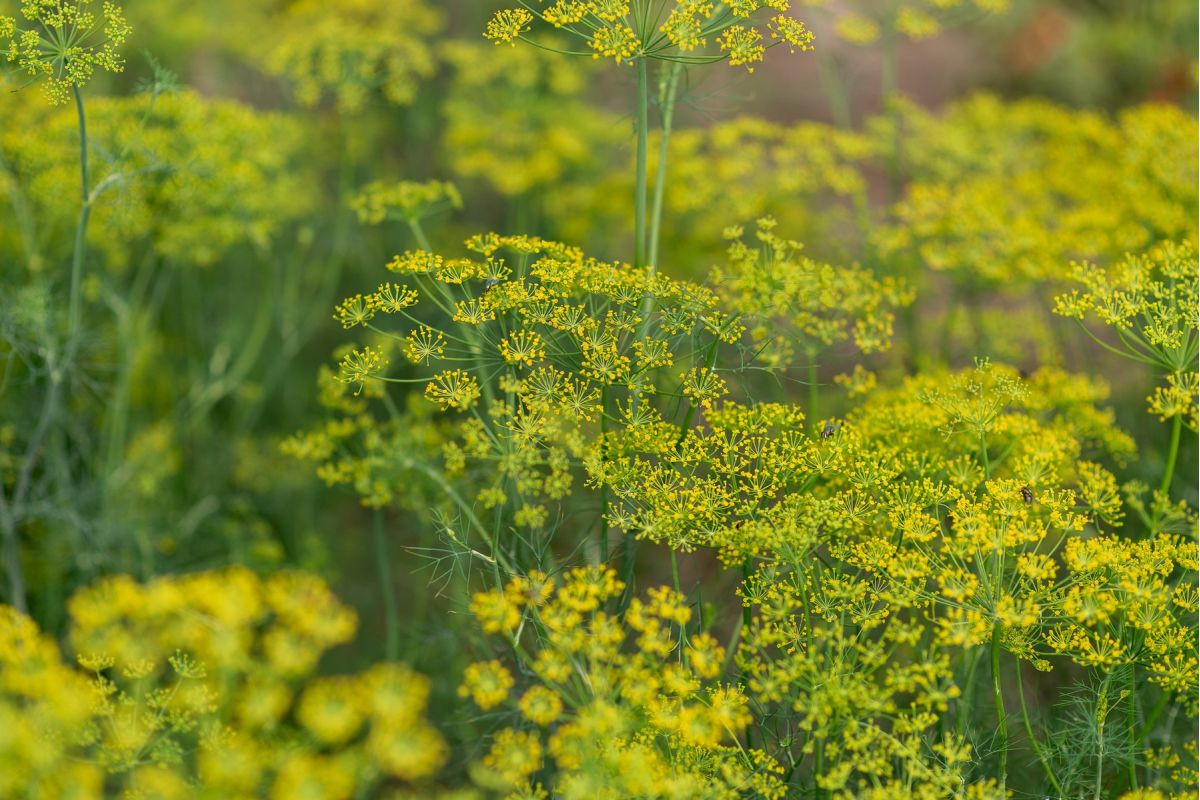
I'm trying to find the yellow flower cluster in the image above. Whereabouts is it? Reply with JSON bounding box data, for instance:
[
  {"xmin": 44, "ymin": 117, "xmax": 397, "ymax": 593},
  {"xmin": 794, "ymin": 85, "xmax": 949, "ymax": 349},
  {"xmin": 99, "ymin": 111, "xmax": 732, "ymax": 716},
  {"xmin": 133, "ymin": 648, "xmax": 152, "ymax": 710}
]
[
  {"xmin": 353, "ymin": 179, "xmax": 462, "ymax": 226},
  {"xmin": 717, "ymin": 217, "xmax": 912, "ymax": 365},
  {"xmin": 547, "ymin": 115, "xmax": 871, "ymax": 265},
  {"xmin": 1, "ymin": 568, "xmax": 451, "ymax": 798},
  {"xmin": 485, "ymin": 0, "xmax": 813, "ymax": 70},
  {"xmin": 264, "ymin": 0, "xmax": 443, "ymax": 111},
  {"xmin": 1055, "ymin": 241, "xmax": 1199, "ymax": 430},
  {"xmin": 0, "ymin": 0, "xmax": 130, "ymax": 104},
  {"xmin": 0, "ymin": 84, "xmax": 310, "ymax": 269},
  {"xmin": 0, "ymin": 606, "xmax": 99, "ymax": 797},
  {"xmin": 591, "ymin": 356, "xmax": 1194, "ymax": 793},
  {"xmin": 738, "ymin": 564, "xmax": 1002, "ymax": 799},
  {"xmin": 464, "ymin": 567, "xmax": 788, "ymax": 797},
  {"xmin": 290, "ymin": 232, "xmax": 744, "ymax": 526},
  {"xmin": 875, "ymin": 96, "xmax": 1199, "ymax": 285}
]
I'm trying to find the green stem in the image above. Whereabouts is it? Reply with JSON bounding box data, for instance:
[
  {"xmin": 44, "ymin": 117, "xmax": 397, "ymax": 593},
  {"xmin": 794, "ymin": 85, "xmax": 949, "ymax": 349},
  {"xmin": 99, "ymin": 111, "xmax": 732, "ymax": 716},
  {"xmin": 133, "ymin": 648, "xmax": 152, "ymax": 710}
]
[
  {"xmin": 647, "ymin": 62, "xmax": 682, "ymax": 269},
  {"xmin": 991, "ymin": 625, "xmax": 1008, "ymax": 789},
  {"xmin": 634, "ymin": 58, "xmax": 649, "ymax": 268},
  {"xmin": 1159, "ymin": 412, "xmax": 1182, "ymax": 496},
  {"xmin": 633, "ymin": 62, "xmax": 682, "ymax": 395},
  {"xmin": 373, "ymin": 510, "xmax": 400, "ymax": 661},
  {"xmin": 816, "ymin": 51, "xmax": 852, "ymax": 130},
  {"xmin": 66, "ymin": 85, "xmax": 91, "ymax": 364},
  {"xmin": 1016, "ymin": 659, "xmax": 1063, "ymax": 796},
  {"xmin": 406, "ymin": 217, "xmax": 432, "ymax": 252}
]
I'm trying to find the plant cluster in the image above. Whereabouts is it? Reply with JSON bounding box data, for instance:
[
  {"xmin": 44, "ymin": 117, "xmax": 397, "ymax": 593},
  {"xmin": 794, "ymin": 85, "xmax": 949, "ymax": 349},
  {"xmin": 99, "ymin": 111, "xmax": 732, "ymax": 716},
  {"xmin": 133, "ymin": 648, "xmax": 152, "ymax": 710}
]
[{"xmin": 0, "ymin": 0, "xmax": 1195, "ymax": 798}]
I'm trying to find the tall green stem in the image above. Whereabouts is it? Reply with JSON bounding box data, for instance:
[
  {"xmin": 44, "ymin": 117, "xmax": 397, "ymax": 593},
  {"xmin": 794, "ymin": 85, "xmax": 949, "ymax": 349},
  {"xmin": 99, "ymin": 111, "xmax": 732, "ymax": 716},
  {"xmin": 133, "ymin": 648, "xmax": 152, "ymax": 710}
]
[
  {"xmin": 67, "ymin": 85, "xmax": 91, "ymax": 362},
  {"xmin": 634, "ymin": 58, "xmax": 649, "ymax": 268},
  {"xmin": 647, "ymin": 62, "xmax": 682, "ymax": 269},
  {"xmin": 991, "ymin": 625, "xmax": 1008, "ymax": 789},
  {"xmin": 1016, "ymin": 659, "xmax": 1063, "ymax": 796},
  {"xmin": 1159, "ymin": 413, "xmax": 1182, "ymax": 495},
  {"xmin": 373, "ymin": 510, "xmax": 400, "ymax": 661}
]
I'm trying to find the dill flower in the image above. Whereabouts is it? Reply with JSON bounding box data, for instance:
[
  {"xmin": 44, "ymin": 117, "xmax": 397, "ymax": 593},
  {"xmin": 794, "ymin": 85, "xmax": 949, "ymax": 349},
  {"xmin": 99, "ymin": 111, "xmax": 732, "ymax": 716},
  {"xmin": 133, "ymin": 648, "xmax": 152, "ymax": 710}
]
[
  {"xmin": 459, "ymin": 660, "xmax": 515, "ymax": 710},
  {"xmin": 717, "ymin": 217, "xmax": 912, "ymax": 366},
  {"xmin": 294, "ymin": 231, "xmax": 738, "ymax": 536},
  {"xmin": 371, "ymin": 282, "xmax": 420, "ymax": 314},
  {"xmin": 483, "ymin": 0, "xmax": 813, "ymax": 71},
  {"xmin": 717, "ymin": 25, "xmax": 765, "ymax": 70},
  {"xmin": 876, "ymin": 96, "xmax": 1198, "ymax": 286},
  {"xmin": 0, "ymin": 0, "xmax": 130, "ymax": 104},
  {"xmin": 480, "ymin": 728, "xmax": 543, "ymax": 789},
  {"xmin": 334, "ymin": 294, "xmax": 376, "ymax": 329},
  {"xmin": 425, "ymin": 369, "xmax": 482, "ymax": 411},
  {"xmin": 768, "ymin": 14, "xmax": 815, "ymax": 51},
  {"xmin": 0, "ymin": 569, "xmax": 454, "ymax": 795},
  {"xmin": 339, "ymin": 346, "xmax": 388, "ymax": 394},
  {"xmin": 0, "ymin": 87, "xmax": 310, "ymax": 268},
  {"xmin": 404, "ymin": 326, "xmax": 446, "ymax": 365},
  {"xmin": 470, "ymin": 588, "xmax": 522, "ymax": 635},
  {"xmin": 297, "ymin": 677, "xmax": 364, "ymax": 744},
  {"xmin": 485, "ymin": 8, "xmax": 533, "ymax": 45},
  {"xmin": 1055, "ymin": 239, "xmax": 1199, "ymax": 492},
  {"xmin": 500, "ymin": 330, "xmax": 547, "ymax": 368},
  {"xmin": 519, "ymin": 686, "xmax": 563, "ymax": 727},
  {"xmin": 466, "ymin": 569, "xmax": 788, "ymax": 797},
  {"xmin": 353, "ymin": 180, "xmax": 462, "ymax": 226},
  {"xmin": 546, "ymin": 116, "xmax": 871, "ymax": 262},
  {"xmin": 264, "ymin": 0, "xmax": 442, "ymax": 111},
  {"xmin": 1054, "ymin": 241, "xmax": 1198, "ymax": 377}
]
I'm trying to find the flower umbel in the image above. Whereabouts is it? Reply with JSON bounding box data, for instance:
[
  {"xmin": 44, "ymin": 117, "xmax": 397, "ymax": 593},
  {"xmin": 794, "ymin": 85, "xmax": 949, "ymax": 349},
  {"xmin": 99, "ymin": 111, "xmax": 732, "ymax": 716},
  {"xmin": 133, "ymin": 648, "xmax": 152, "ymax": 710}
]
[{"xmin": 1, "ymin": 0, "xmax": 131, "ymax": 104}]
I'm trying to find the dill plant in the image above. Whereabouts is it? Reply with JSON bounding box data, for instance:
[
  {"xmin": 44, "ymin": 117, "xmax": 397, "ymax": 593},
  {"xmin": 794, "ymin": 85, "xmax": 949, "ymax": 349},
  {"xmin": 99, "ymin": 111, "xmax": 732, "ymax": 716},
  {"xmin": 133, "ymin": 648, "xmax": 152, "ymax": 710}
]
[
  {"xmin": 286, "ymin": 3, "xmax": 1197, "ymax": 798},
  {"xmin": 0, "ymin": 1, "xmax": 1194, "ymax": 798}
]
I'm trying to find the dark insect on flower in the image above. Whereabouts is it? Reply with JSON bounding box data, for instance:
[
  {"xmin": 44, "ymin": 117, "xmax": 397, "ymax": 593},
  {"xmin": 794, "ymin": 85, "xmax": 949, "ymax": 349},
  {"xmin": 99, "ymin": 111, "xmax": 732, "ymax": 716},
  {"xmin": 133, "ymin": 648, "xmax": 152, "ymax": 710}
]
[
  {"xmin": 484, "ymin": 277, "xmax": 502, "ymax": 290},
  {"xmin": 1020, "ymin": 485, "xmax": 1034, "ymax": 504},
  {"xmin": 821, "ymin": 421, "xmax": 838, "ymax": 440}
]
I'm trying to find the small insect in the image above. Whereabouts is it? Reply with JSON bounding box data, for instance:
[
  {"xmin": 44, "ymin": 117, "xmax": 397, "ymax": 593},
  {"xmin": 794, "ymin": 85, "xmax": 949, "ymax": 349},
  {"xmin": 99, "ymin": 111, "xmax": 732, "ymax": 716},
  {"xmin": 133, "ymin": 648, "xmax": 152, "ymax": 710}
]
[
  {"xmin": 821, "ymin": 421, "xmax": 838, "ymax": 440},
  {"xmin": 484, "ymin": 276, "xmax": 502, "ymax": 291},
  {"xmin": 1020, "ymin": 485, "xmax": 1034, "ymax": 504}
]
